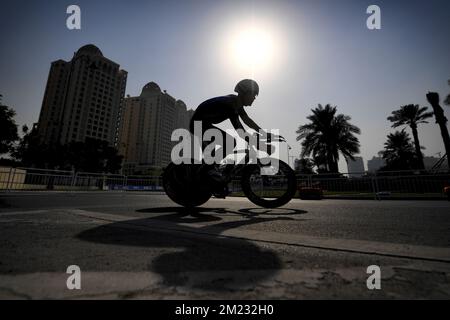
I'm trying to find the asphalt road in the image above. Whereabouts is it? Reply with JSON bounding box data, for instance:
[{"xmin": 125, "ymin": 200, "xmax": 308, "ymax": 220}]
[{"xmin": 0, "ymin": 192, "xmax": 449, "ymax": 299}]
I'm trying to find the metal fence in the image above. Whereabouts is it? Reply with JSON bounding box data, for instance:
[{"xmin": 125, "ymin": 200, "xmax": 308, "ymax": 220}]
[
  {"xmin": 0, "ymin": 167, "xmax": 162, "ymax": 192},
  {"xmin": 1, "ymin": 166, "xmax": 449, "ymax": 199},
  {"xmin": 296, "ymin": 169, "xmax": 450, "ymax": 199}
]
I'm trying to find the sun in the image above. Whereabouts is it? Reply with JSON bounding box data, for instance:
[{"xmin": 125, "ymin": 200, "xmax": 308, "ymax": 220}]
[
  {"xmin": 219, "ymin": 17, "xmax": 286, "ymax": 78},
  {"xmin": 230, "ymin": 25, "xmax": 275, "ymax": 72}
]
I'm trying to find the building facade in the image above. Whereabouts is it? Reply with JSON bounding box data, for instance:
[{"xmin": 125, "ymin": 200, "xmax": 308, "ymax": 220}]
[
  {"xmin": 37, "ymin": 44, "xmax": 127, "ymax": 147},
  {"xmin": 367, "ymin": 156, "xmax": 386, "ymax": 172},
  {"xmin": 118, "ymin": 82, "xmax": 193, "ymax": 171},
  {"xmin": 346, "ymin": 156, "xmax": 365, "ymax": 177}
]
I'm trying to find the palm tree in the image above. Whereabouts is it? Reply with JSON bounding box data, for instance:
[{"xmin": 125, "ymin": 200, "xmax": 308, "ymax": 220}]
[
  {"xmin": 426, "ymin": 92, "xmax": 450, "ymax": 170},
  {"xmin": 295, "ymin": 157, "xmax": 315, "ymax": 174},
  {"xmin": 380, "ymin": 130, "xmax": 416, "ymax": 171},
  {"xmin": 387, "ymin": 104, "xmax": 433, "ymax": 170},
  {"xmin": 0, "ymin": 103, "xmax": 19, "ymax": 155},
  {"xmin": 445, "ymin": 80, "xmax": 450, "ymax": 106},
  {"xmin": 296, "ymin": 104, "xmax": 361, "ymax": 173}
]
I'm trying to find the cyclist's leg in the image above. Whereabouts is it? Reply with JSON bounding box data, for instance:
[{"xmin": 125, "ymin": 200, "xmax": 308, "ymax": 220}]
[
  {"xmin": 212, "ymin": 126, "xmax": 236, "ymax": 162},
  {"xmin": 211, "ymin": 127, "xmax": 237, "ymax": 184},
  {"xmin": 189, "ymin": 120, "xmax": 213, "ymax": 161},
  {"xmin": 202, "ymin": 125, "xmax": 235, "ymax": 197}
]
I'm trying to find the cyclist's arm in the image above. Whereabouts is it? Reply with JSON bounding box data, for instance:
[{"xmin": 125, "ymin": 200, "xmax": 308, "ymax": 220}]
[
  {"xmin": 238, "ymin": 108, "xmax": 285, "ymax": 141},
  {"xmin": 230, "ymin": 115, "xmax": 245, "ymax": 131},
  {"xmin": 230, "ymin": 115, "xmax": 253, "ymax": 141},
  {"xmin": 238, "ymin": 108, "xmax": 261, "ymax": 132}
]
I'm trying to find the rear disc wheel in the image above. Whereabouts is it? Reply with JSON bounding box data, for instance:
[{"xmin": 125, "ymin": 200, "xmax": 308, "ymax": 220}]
[{"xmin": 162, "ymin": 163, "xmax": 212, "ymax": 207}]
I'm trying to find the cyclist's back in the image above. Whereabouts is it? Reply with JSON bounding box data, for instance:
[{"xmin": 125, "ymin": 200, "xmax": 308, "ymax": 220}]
[{"xmin": 189, "ymin": 94, "xmax": 240, "ymax": 133}]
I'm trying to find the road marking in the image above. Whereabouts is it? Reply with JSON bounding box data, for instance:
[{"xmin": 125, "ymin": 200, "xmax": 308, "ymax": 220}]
[
  {"xmin": 0, "ymin": 209, "xmax": 51, "ymax": 216},
  {"xmin": 68, "ymin": 209, "xmax": 450, "ymax": 263}
]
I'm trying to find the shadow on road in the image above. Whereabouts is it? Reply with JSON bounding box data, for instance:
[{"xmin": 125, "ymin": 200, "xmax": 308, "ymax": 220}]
[
  {"xmin": 136, "ymin": 206, "xmax": 307, "ymax": 217},
  {"xmin": 0, "ymin": 198, "xmax": 11, "ymax": 209},
  {"xmin": 77, "ymin": 206, "xmax": 307, "ymax": 291}
]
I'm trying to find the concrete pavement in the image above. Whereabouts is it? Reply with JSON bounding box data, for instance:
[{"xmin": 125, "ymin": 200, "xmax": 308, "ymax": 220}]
[{"xmin": 0, "ymin": 192, "xmax": 449, "ymax": 299}]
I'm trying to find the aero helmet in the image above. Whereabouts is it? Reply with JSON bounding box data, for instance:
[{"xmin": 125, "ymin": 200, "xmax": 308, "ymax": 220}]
[{"xmin": 234, "ymin": 79, "xmax": 259, "ymax": 96}]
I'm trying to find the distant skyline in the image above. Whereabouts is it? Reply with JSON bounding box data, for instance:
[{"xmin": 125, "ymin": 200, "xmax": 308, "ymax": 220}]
[{"xmin": 1, "ymin": 0, "xmax": 450, "ymax": 170}]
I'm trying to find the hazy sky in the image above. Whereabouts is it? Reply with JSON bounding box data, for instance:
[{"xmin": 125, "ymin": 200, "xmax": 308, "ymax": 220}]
[{"xmin": 1, "ymin": 0, "xmax": 450, "ymax": 170}]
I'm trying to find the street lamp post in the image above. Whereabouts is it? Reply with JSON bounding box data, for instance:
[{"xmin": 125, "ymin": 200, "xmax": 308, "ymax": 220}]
[{"xmin": 287, "ymin": 144, "xmax": 292, "ymax": 167}]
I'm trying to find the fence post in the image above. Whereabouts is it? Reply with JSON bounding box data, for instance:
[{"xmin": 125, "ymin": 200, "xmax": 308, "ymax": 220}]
[
  {"xmin": 6, "ymin": 167, "xmax": 14, "ymax": 192},
  {"xmin": 371, "ymin": 177, "xmax": 376, "ymax": 200},
  {"xmin": 70, "ymin": 171, "xmax": 77, "ymax": 190},
  {"xmin": 372, "ymin": 173, "xmax": 380, "ymax": 200},
  {"xmin": 11, "ymin": 167, "xmax": 16, "ymax": 191},
  {"xmin": 123, "ymin": 175, "xmax": 128, "ymax": 192},
  {"xmin": 102, "ymin": 174, "xmax": 107, "ymax": 191}
]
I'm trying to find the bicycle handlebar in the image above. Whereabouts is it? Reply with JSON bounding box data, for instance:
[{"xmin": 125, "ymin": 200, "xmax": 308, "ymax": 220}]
[{"xmin": 258, "ymin": 136, "xmax": 286, "ymax": 143}]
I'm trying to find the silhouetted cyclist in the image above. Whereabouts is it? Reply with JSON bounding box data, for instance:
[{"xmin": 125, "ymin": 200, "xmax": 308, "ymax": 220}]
[{"xmin": 189, "ymin": 79, "xmax": 280, "ymax": 197}]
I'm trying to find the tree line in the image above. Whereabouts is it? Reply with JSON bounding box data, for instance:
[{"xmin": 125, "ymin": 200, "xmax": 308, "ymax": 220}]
[
  {"xmin": 295, "ymin": 80, "xmax": 450, "ymax": 174},
  {"xmin": 0, "ymin": 95, "xmax": 123, "ymax": 173}
]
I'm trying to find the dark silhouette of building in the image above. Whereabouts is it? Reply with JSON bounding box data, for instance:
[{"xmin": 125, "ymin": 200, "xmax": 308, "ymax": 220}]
[
  {"xmin": 37, "ymin": 44, "xmax": 127, "ymax": 147},
  {"xmin": 367, "ymin": 155, "xmax": 386, "ymax": 172},
  {"xmin": 118, "ymin": 82, "xmax": 193, "ymax": 171},
  {"xmin": 346, "ymin": 156, "xmax": 365, "ymax": 177}
]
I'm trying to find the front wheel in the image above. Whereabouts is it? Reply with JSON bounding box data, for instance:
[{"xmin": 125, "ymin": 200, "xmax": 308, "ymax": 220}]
[{"xmin": 241, "ymin": 159, "xmax": 297, "ymax": 208}]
